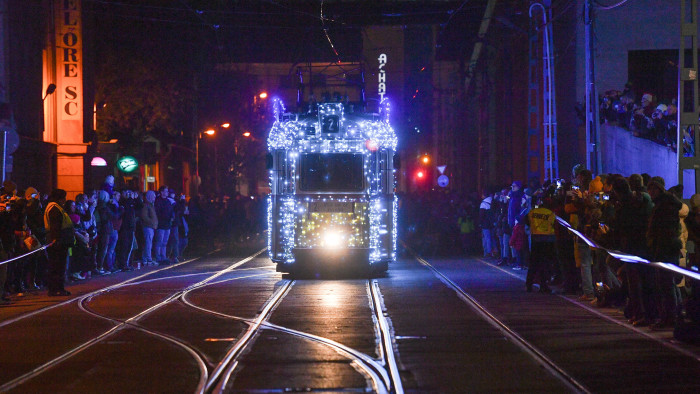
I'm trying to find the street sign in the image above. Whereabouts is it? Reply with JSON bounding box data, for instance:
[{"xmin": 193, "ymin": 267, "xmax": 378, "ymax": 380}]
[
  {"xmin": 438, "ymin": 174, "xmax": 449, "ymax": 187},
  {"xmin": 116, "ymin": 156, "xmax": 138, "ymax": 173}
]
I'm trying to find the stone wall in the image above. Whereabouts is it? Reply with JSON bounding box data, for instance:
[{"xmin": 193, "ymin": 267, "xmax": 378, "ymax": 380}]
[{"xmin": 600, "ymin": 123, "xmax": 688, "ymax": 192}]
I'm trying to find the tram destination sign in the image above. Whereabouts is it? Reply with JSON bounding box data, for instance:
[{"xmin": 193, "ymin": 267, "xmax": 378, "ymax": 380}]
[{"xmin": 309, "ymin": 201, "xmax": 354, "ymax": 213}]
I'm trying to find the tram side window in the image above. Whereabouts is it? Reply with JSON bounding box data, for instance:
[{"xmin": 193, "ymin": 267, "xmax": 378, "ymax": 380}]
[{"xmin": 299, "ymin": 153, "xmax": 364, "ymax": 192}]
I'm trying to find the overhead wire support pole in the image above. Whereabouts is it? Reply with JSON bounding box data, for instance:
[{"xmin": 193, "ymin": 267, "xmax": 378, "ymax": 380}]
[
  {"xmin": 543, "ymin": 3, "xmax": 559, "ymax": 181},
  {"xmin": 463, "ymin": 0, "xmax": 498, "ymax": 93},
  {"xmin": 584, "ymin": 0, "xmax": 601, "ymax": 174},
  {"xmin": 527, "ymin": 6, "xmax": 541, "ymax": 183},
  {"xmin": 529, "ymin": 1, "xmax": 559, "ymax": 183},
  {"xmin": 678, "ymin": 0, "xmax": 700, "ymax": 197}
]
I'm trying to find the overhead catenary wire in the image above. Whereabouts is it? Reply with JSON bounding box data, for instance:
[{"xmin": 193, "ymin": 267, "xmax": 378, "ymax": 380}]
[
  {"xmin": 320, "ymin": 0, "xmax": 342, "ymax": 63},
  {"xmin": 593, "ymin": 0, "xmax": 632, "ymax": 10},
  {"xmin": 84, "ymin": 0, "xmax": 481, "ymax": 31}
]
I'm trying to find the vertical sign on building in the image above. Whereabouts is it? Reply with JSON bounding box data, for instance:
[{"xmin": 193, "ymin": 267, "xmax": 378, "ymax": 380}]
[
  {"xmin": 49, "ymin": 0, "xmax": 87, "ymax": 198},
  {"xmin": 378, "ymin": 53, "xmax": 387, "ymax": 101},
  {"xmin": 56, "ymin": 0, "xmax": 82, "ymax": 128}
]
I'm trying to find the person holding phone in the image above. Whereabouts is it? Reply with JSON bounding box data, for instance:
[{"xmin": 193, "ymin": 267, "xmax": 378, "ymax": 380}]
[
  {"xmin": 24, "ymin": 186, "xmax": 46, "ymax": 289},
  {"xmin": 566, "ymin": 168, "xmax": 596, "ymax": 301}
]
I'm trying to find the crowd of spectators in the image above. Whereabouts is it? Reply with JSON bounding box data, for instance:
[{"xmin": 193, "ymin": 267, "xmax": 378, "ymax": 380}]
[
  {"xmin": 596, "ymin": 83, "xmax": 695, "ymax": 156},
  {"xmin": 0, "ymin": 175, "xmax": 266, "ymax": 302},
  {"xmin": 5, "ymin": 167, "xmax": 698, "ymax": 338},
  {"xmin": 478, "ymin": 166, "xmax": 700, "ymax": 337},
  {"xmin": 399, "ymin": 189, "xmax": 482, "ymax": 257}
]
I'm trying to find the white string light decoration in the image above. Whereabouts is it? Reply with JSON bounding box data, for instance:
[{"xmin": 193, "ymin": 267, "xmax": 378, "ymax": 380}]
[{"xmin": 267, "ymin": 99, "xmax": 397, "ymax": 267}]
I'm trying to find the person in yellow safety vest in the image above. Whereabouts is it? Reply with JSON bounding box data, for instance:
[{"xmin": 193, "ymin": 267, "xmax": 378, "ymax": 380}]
[
  {"xmin": 458, "ymin": 209, "xmax": 475, "ymax": 254},
  {"xmin": 43, "ymin": 189, "xmax": 74, "ymax": 296},
  {"xmin": 523, "ymin": 197, "xmax": 557, "ymax": 293}
]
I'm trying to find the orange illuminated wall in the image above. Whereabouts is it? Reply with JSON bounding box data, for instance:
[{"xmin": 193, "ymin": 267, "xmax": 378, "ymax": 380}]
[{"xmin": 43, "ymin": 0, "xmax": 87, "ymax": 199}]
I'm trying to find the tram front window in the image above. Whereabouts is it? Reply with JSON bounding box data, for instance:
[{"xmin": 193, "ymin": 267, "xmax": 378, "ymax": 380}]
[{"xmin": 299, "ymin": 153, "xmax": 364, "ymax": 192}]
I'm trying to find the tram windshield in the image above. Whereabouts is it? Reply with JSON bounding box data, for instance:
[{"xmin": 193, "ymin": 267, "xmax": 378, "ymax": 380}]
[{"xmin": 299, "ymin": 153, "xmax": 364, "ymax": 192}]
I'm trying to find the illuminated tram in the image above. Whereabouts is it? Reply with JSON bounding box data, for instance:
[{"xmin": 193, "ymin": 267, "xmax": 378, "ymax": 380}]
[{"xmin": 267, "ymin": 94, "xmax": 398, "ymax": 274}]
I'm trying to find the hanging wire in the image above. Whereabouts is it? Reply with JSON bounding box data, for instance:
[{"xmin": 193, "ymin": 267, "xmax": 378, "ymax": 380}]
[
  {"xmin": 177, "ymin": 0, "xmax": 224, "ymax": 56},
  {"xmin": 593, "ymin": 0, "xmax": 631, "ymax": 10},
  {"xmin": 320, "ymin": 0, "xmax": 342, "ymax": 63},
  {"xmin": 435, "ymin": 0, "xmax": 470, "ymax": 49}
]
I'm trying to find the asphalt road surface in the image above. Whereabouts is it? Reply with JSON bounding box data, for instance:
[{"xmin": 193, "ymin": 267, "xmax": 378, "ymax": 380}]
[{"xmin": 1, "ymin": 243, "xmax": 700, "ymax": 393}]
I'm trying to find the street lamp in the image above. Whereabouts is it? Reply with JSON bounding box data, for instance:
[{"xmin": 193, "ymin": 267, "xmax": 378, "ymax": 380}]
[
  {"xmin": 42, "ymin": 83, "xmax": 56, "ymax": 101},
  {"xmin": 195, "ymin": 128, "xmax": 216, "ymax": 194}
]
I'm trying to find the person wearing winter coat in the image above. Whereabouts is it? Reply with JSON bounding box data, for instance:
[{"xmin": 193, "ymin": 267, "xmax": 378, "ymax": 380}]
[
  {"xmin": 154, "ymin": 186, "xmax": 174, "ymax": 265},
  {"xmin": 479, "ymin": 189, "xmax": 495, "ymax": 258},
  {"xmin": 140, "ymin": 190, "xmax": 158, "ymax": 266},
  {"xmin": 95, "ymin": 190, "xmax": 119, "ymax": 274},
  {"xmin": 509, "ymin": 219, "xmax": 527, "ymax": 270},
  {"xmin": 116, "ymin": 190, "xmax": 142, "ymax": 271},
  {"xmin": 566, "ymin": 169, "xmax": 595, "ymax": 301},
  {"xmin": 524, "ymin": 198, "xmax": 556, "ymax": 293},
  {"xmin": 612, "ymin": 177, "xmax": 653, "ymax": 326},
  {"xmin": 646, "ymin": 177, "xmax": 683, "ymax": 330},
  {"xmin": 44, "ymin": 189, "xmax": 73, "ymax": 296}
]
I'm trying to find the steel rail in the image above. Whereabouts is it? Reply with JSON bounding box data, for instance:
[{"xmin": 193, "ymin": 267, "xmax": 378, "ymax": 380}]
[
  {"xmin": 475, "ymin": 257, "xmax": 700, "ymax": 362},
  {"xmin": 0, "ymin": 248, "xmax": 222, "ymax": 329},
  {"xmin": 206, "ymin": 280, "xmax": 294, "ymax": 393},
  {"xmin": 369, "ymin": 280, "xmax": 404, "ymax": 394},
  {"xmin": 180, "ymin": 286, "xmax": 390, "ymax": 394},
  {"xmin": 76, "ymin": 296, "xmax": 209, "ymax": 393},
  {"xmin": 259, "ymin": 321, "xmax": 390, "ymax": 394},
  {"xmin": 412, "ymin": 252, "xmax": 591, "ymax": 394},
  {"xmin": 0, "ymin": 248, "xmax": 264, "ymax": 392},
  {"xmin": 107, "ymin": 266, "xmax": 276, "ymax": 290}
]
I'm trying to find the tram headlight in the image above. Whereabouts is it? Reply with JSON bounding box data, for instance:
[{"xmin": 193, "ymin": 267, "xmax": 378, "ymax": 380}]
[{"xmin": 322, "ymin": 230, "xmax": 345, "ymax": 249}]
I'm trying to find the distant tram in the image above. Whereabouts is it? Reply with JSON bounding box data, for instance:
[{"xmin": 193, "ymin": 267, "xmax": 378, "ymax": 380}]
[{"xmin": 267, "ymin": 93, "xmax": 398, "ymax": 274}]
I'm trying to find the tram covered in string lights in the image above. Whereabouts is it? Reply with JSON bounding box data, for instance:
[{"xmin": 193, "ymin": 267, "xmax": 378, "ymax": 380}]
[{"xmin": 266, "ymin": 97, "xmax": 398, "ymax": 274}]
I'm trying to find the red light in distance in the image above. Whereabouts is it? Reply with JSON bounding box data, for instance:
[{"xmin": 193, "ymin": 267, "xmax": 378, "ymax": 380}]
[{"xmin": 365, "ymin": 139, "xmax": 379, "ymax": 151}]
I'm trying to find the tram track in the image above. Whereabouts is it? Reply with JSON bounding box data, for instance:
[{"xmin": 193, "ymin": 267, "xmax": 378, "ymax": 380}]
[
  {"xmin": 182, "ymin": 279, "xmax": 397, "ymax": 394},
  {"xmin": 0, "ymin": 249, "xmax": 266, "ymax": 393},
  {"xmin": 205, "ymin": 279, "xmax": 294, "ymax": 392},
  {"xmin": 369, "ymin": 279, "xmax": 404, "ymax": 394},
  {"xmin": 476, "ymin": 257, "xmax": 700, "ymax": 362},
  {"xmin": 1, "ymin": 246, "xmax": 403, "ymax": 393},
  {"xmin": 412, "ymin": 253, "xmax": 591, "ymax": 394},
  {"xmin": 0, "ymin": 249, "xmax": 224, "ymax": 330}
]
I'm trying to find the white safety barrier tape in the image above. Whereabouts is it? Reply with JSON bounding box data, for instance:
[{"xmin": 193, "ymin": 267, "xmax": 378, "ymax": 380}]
[
  {"xmin": 0, "ymin": 241, "xmax": 55, "ymax": 267},
  {"xmin": 555, "ymin": 216, "xmax": 700, "ymax": 282}
]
